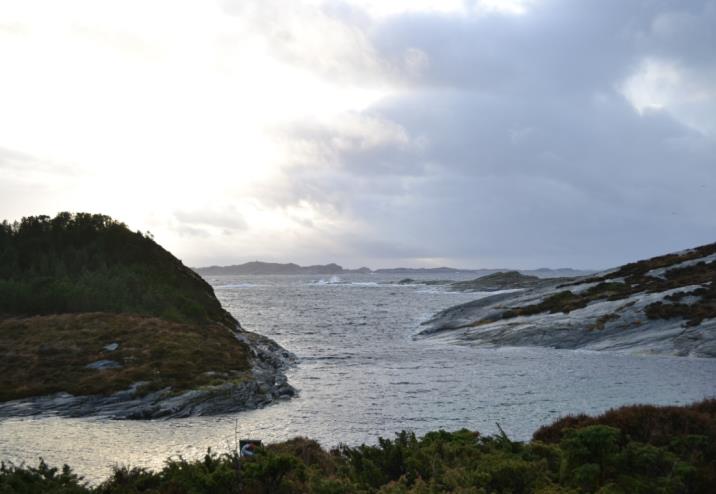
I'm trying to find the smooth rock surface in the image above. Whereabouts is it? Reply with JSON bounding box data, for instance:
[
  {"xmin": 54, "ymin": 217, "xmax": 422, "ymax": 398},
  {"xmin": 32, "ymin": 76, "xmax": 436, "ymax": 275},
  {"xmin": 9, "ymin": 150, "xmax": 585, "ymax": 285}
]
[{"xmin": 418, "ymin": 247, "xmax": 716, "ymax": 357}]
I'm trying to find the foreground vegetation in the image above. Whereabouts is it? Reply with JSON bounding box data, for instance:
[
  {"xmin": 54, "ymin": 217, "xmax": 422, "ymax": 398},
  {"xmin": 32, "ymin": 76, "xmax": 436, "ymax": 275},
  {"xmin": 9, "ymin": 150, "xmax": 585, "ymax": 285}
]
[{"xmin": 2, "ymin": 400, "xmax": 714, "ymax": 493}]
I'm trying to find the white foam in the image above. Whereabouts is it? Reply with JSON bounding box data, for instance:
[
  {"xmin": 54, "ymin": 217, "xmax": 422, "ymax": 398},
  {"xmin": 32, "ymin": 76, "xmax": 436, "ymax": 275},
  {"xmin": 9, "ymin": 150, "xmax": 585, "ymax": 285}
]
[{"xmin": 215, "ymin": 283, "xmax": 259, "ymax": 289}]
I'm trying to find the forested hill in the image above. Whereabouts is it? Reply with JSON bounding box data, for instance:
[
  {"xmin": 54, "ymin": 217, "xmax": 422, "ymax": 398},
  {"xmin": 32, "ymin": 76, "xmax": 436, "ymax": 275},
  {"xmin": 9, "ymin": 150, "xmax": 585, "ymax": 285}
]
[{"xmin": 0, "ymin": 213, "xmax": 236, "ymax": 328}]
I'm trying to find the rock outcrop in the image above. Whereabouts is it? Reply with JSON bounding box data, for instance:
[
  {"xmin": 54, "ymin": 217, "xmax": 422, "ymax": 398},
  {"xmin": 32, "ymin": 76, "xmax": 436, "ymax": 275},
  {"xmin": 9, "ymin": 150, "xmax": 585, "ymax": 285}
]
[{"xmin": 418, "ymin": 243, "xmax": 716, "ymax": 357}]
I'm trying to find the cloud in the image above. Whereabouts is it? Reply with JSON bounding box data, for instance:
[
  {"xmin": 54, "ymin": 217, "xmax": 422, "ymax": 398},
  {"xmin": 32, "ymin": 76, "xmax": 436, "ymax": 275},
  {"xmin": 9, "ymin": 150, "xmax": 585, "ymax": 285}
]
[
  {"xmin": 222, "ymin": 0, "xmax": 387, "ymax": 85},
  {"xmin": 0, "ymin": 147, "xmax": 82, "ymax": 177},
  {"xmin": 278, "ymin": 112, "xmax": 427, "ymax": 176},
  {"xmin": 173, "ymin": 207, "xmax": 248, "ymax": 233},
  {"xmin": 2, "ymin": 0, "xmax": 714, "ymax": 269},
  {"xmin": 249, "ymin": 0, "xmax": 716, "ymax": 268}
]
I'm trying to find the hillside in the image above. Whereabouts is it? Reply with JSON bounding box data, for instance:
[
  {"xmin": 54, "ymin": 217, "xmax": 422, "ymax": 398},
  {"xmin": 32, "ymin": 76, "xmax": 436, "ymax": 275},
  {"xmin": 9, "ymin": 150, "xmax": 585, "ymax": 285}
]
[
  {"xmin": 0, "ymin": 213, "xmax": 294, "ymax": 418},
  {"xmin": 0, "ymin": 213, "xmax": 235, "ymax": 327},
  {"xmin": 419, "ymin": 242, "xmax": 716, "ymax": 357}
]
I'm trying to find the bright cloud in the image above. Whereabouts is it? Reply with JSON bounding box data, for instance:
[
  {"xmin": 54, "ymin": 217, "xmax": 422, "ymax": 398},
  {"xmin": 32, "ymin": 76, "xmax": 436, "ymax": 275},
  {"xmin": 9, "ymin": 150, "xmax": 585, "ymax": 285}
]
[{"xmin": 1, "ymin": 0, "xmax": 714, "ymax": 269}]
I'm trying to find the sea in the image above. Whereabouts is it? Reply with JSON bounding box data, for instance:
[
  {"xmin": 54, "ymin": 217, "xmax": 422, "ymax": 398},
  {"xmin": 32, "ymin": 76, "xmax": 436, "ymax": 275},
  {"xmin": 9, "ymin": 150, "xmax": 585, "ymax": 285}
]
[{"xmin": 1, "ymin": 273, "xmax": 715, "ymax": 483}]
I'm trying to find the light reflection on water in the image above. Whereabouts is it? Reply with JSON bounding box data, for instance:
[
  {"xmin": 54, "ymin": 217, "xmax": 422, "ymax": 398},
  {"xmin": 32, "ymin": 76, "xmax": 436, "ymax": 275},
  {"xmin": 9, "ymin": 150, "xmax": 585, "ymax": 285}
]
[{"xmin": 1, "ymin": 273, "xmax": 715, "ymax": 483}]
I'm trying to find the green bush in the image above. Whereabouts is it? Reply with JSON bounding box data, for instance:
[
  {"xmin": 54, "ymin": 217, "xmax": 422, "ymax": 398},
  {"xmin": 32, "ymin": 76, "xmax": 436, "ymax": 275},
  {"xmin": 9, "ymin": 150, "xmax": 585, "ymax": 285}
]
[{"xmin": 2, "ymin": 401, "xmax": 714, "ymax": 493}]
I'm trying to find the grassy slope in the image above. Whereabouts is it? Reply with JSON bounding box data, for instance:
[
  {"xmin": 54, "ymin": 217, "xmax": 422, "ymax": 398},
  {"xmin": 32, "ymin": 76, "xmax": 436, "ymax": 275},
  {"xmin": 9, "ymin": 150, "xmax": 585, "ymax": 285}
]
[{"xmin": 0, "ymin": 313, "xmax": 250, "ymax": 402}]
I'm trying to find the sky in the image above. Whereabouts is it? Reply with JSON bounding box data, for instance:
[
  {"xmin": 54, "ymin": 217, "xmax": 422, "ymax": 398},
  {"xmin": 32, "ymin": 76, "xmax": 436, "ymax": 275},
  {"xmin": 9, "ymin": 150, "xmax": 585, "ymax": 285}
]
[{"xmin": 1, "ymin": 0, "xmax": 714, "ymax": 270}]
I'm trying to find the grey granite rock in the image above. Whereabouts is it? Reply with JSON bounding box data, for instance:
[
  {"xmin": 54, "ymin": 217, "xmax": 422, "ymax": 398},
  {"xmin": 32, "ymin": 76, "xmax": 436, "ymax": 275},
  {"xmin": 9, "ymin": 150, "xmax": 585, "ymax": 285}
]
[{"xmin": 417, "ymin": 247, "xmax": 716, "ymax": 358}]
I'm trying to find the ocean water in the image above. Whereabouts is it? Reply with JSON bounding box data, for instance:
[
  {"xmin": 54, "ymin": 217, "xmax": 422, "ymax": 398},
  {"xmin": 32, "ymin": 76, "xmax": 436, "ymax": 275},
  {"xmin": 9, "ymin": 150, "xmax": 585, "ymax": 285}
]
[{"xmin": 1, "ymin": 273, "xmax": 715, "ymax": 483}]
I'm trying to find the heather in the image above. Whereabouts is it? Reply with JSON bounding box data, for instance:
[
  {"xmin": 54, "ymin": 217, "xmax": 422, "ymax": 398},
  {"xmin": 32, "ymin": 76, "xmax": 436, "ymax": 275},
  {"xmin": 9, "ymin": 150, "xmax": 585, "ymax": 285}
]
[{"xmin": 2, "ymin": 400, "xmax": 714, "ymax": 493}]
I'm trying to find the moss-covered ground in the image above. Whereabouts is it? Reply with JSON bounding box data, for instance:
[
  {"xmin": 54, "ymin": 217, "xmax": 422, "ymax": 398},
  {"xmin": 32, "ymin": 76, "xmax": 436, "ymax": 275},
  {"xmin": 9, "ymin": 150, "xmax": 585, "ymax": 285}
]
[{"xmin": 0, "ymin": 312, "xmax": 251, "ymax": 402}]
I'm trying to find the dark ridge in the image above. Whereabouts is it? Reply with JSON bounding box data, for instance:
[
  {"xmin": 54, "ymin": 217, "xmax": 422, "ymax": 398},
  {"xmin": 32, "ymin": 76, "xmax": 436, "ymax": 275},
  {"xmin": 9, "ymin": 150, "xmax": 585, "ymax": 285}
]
[{"xmin": 0, "ymin": 212, "xmax": 237, "ymax": 328}]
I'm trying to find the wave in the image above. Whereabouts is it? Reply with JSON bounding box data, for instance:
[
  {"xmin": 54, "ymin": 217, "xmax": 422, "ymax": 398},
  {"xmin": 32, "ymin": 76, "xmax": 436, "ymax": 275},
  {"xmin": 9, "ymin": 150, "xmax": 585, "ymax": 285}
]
[
  {"xmin": 314, "ymin": 275, "xmax": 344, "ymax": 285},
  {"xmin": 214, "ymin": 283, "xmax": 260, "ymax": 289},
  {"xmin": 310, "ymin": 277, "xmax": 380, "ymax": 287},
  {"xmin": 415, "ymin": 288, "xmax": 451, "ymax": 294}
]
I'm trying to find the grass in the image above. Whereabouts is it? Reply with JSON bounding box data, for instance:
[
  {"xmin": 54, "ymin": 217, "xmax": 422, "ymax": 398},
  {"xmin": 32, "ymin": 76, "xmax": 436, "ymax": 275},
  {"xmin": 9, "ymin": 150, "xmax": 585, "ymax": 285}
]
[{"xmin": 0, "ymin": 312, "xmax": 251, "ymax": 402}]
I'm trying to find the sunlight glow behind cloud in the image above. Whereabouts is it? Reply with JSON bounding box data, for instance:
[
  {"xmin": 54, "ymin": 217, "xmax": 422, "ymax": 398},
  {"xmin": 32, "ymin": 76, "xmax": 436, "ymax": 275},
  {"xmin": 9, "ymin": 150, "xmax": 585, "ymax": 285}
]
[{"xmin": 1, "ymin": 0, "xmax": 714, "ymax": 269}]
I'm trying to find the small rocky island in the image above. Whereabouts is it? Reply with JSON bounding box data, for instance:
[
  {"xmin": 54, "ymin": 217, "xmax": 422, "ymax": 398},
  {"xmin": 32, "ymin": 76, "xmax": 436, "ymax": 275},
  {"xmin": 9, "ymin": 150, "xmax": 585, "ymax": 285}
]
[
  {"xmin": 419, "ymin": 242, "xmax": 716, "ymax": 357},
  {"xmin": 0, "ymin": 213, "xmax": 294, "ymax": 419},
  {"xmin": 447, "ymin": 271, "xmax": 568, "ymax": 292}
]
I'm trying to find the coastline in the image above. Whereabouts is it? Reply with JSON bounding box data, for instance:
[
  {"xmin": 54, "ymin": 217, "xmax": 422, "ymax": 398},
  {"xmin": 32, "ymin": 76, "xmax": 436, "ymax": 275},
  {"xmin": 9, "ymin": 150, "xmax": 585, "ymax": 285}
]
[{"xmin": 0, "ymin": 327, "xmax": 296, "ymax": 420}]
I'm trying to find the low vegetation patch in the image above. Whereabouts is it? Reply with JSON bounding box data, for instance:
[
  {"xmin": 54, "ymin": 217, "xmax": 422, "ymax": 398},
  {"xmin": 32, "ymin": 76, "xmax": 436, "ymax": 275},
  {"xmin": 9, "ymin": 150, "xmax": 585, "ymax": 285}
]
[
  {"xmin": 645, "ymin": 283, "xmax": 716, "ymax": 326},
  {"xmin": 494, "ymin": 243, "xmax": 716, "ymax": 324},
  {"xmin": 2, "ymin": 400, "xmax": 714, "ymax": 493},
  {"xmin": 0, "ymin": 313, "xmax": 251, "ymax": 401}
]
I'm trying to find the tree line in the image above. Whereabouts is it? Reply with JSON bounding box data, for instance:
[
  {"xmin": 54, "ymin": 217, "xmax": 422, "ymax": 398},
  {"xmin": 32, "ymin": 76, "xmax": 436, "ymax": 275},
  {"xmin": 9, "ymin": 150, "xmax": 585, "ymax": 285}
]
[{"xmin": 0, "ymin": 213, "xmax": 236, "ymax": 327}]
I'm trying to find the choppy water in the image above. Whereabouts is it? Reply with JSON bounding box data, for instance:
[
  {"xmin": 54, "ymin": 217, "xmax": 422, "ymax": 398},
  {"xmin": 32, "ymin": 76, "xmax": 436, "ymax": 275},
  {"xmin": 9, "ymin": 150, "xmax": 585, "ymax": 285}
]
[{"xmin": 1, "ymin": 273, "xmax": 715, "ymax": 483}]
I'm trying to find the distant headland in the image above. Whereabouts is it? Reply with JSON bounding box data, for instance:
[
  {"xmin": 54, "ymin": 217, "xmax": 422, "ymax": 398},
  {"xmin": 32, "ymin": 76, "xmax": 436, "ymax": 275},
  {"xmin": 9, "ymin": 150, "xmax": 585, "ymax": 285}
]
[{"xmin": 193, "ymin": 261, "xmax": 594, "ymax": 278}]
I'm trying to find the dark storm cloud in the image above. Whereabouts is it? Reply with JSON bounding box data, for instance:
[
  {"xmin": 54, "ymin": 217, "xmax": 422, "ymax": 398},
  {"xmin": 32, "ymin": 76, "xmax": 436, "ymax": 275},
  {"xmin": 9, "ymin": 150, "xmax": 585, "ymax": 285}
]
[{"xmin": 266, "ymin": 0, "xmax": 716, "ymax": 268}]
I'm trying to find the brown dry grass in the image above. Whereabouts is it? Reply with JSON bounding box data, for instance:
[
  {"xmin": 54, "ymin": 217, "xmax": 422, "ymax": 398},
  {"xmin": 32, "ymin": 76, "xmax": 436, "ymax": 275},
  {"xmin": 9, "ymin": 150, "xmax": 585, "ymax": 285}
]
[
  {"xmin": 499, "ymin": 244, "xmax": 716, "ymax": 323},
  {"xmin": 532, "ymin": 399, "xmax": 716, "ymax": 446},
  {"xmin": 0, "ymin": 312, "xmax": 251, "ymax": 401}
]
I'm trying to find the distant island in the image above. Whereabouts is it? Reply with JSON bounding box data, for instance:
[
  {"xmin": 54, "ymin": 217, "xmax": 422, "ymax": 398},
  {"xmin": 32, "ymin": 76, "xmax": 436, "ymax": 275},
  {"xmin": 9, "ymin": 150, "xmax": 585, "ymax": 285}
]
[
  {"xmin": 447, "ymin": 270, "xmax": 568, "ymax": 291},
  {"xmin": 195, "ymin": 261, "xmax": 369, "ymax": 276},
  {"xmin": 419, "ymin": 241, "xmax": 716, "ymax": 358},
  {"xmin": 193, "ymin": 261, "xmax": 593, "ymax": 278},
  {"xmin": 0, "ymin": 213, "xmax": 294, "ymax": 419}
]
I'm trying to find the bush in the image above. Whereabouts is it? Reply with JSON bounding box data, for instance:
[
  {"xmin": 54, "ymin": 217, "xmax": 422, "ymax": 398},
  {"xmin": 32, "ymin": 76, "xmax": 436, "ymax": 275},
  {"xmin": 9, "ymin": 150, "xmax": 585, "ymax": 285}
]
[{"xmin": 3, "ymin": 400, "xmax": 715, "ymax": 493}]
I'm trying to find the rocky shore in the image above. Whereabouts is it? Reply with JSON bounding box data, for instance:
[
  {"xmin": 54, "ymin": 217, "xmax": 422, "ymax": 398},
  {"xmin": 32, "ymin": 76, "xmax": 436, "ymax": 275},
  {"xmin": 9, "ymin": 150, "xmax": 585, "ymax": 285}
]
[
  {"xmin": 418, "ymin": 243, "xmax": 716, "ymax": 358},
  {"xmin": 0, "ymin": 327, "xmax": 296, "ymax": 419}
]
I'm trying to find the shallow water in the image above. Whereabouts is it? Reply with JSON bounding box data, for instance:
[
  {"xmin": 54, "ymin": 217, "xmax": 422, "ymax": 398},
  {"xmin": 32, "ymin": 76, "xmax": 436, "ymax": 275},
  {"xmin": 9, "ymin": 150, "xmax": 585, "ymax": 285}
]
[{"xmin": 1, "ymin": 273, "xmax": 715, "ymax": 483}]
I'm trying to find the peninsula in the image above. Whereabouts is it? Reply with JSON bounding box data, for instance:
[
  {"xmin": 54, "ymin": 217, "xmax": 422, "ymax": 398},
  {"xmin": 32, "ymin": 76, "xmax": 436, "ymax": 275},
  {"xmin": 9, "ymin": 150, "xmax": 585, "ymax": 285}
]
[
  {"xmin": 194, "ymin": 262, "xmax": 592, "ymax": 278},
  {"xmin": 0, "ymin": 213, "xmax": 294, "ymax": 419},
  {"xmin": 419, "ymin": 242, "xmax": 716, "ymax": 357}
]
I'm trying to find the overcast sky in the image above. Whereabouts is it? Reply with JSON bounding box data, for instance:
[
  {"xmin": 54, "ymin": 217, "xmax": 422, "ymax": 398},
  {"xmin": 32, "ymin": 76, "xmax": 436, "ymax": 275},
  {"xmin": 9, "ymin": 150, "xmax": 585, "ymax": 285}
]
[{"xmin": 1, "ymin": 0, "xmax": 714, "ymax": 269}]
